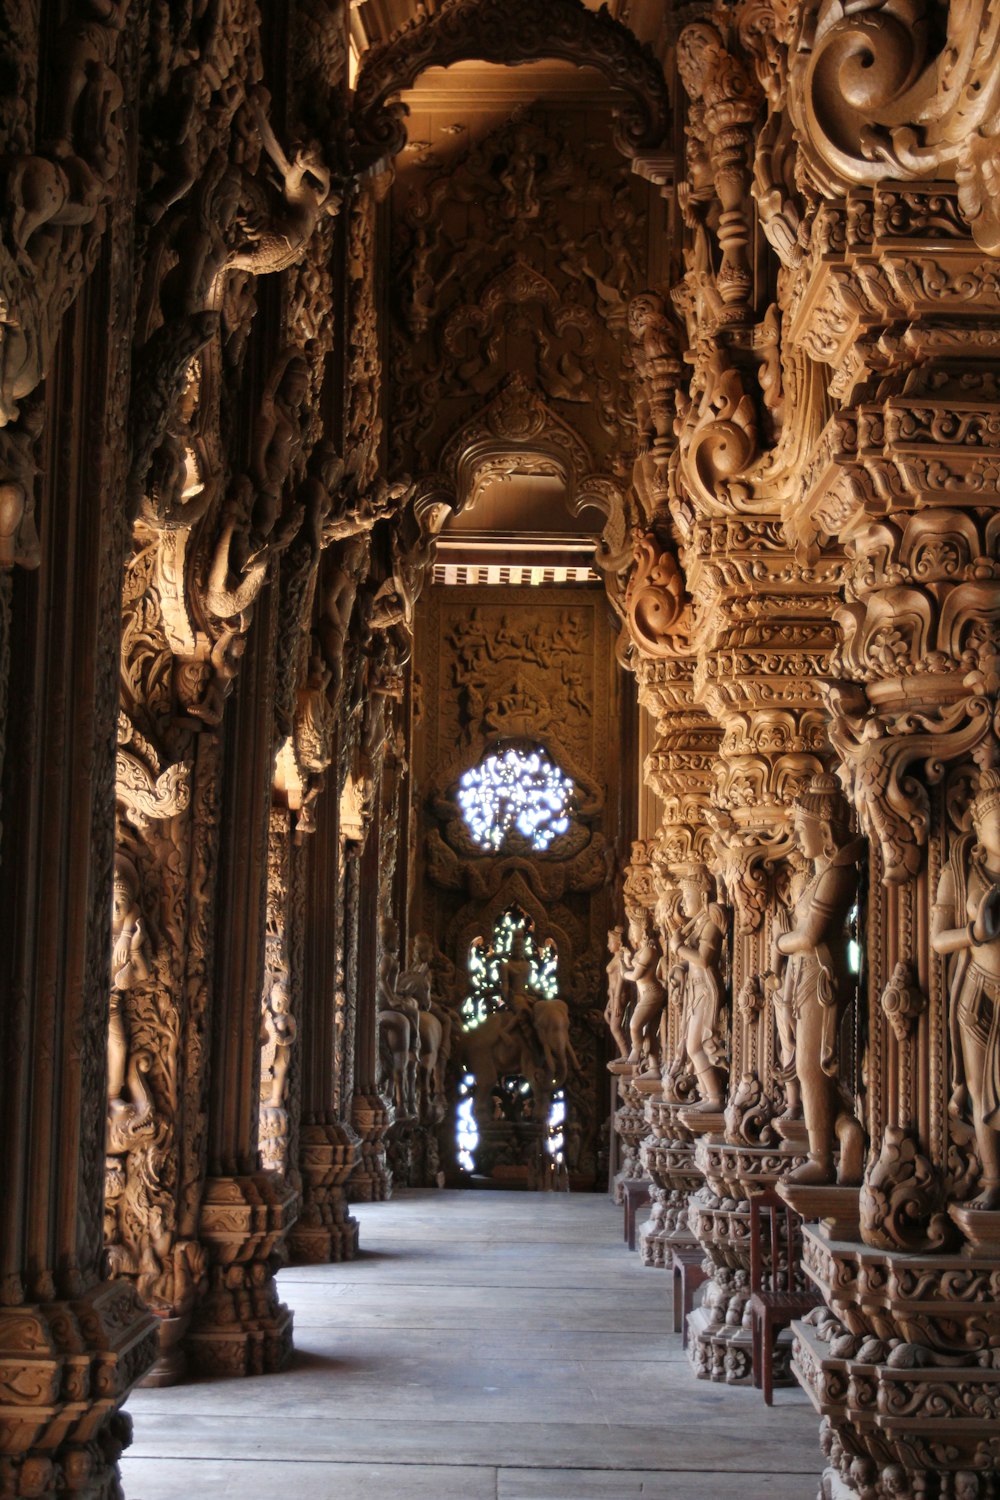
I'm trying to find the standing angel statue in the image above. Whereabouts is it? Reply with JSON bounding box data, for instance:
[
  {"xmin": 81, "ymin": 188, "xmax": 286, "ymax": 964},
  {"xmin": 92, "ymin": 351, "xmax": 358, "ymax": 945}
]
[
  {"xmin": 932, "ymin": 767, "xmax": 1000, "ymax": 1210},
  {"xmin": 772, "ymin": 775, "xmax": 865, "ymax": 1185}
]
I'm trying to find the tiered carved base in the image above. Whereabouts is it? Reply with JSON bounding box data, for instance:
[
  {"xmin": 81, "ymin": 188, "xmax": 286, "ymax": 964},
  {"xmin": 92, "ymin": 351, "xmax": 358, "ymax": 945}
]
[
  {"xmin": 793, "ymin": 1218, "xmax": 1000, "ymax": 1499},
  {"xmin": 639, "ymin": 1099, "xmax": 701, "ymax": 1268},
  {"xmin": 683, "ymin": 1131, "xmax": 808, "ymax": 1387},
  {"xmin": 686, "ymin": 1182, "xmax": 752, "ymax": 1383},
  {"xmin": 348, "ymin": 1093, "xmax": 393, "ymax": 1201},
  {"xmin": 612, "ymin": 1078, "xmax": 649, "ymax": 1206},
  {"xmin": 0, "ymin": 1278, "xmax": 158, "ymax": 1497},
  {"xmin": 289, "ymin": 1121, "xmax": 361, "ymax": 1263},
  {"xmin": 186, "ymin": 1173, "xmax": 299, "ymax": 1377}
]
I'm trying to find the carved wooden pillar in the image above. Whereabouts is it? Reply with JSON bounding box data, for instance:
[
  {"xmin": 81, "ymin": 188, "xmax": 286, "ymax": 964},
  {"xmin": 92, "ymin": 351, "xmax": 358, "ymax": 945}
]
[
  {"xmin": 348, "ymin": 771, "xmax": 393, "ymax": 1201},
  {"xmin": 611, "ymin": 841, "xmax": 658, "ymax": 1204},
  {"xmin": 289, "ymin": 740, "xmax": 361, "ymax": 1264},
  {"xmin": 186, "ymin": 585, "xmax": 298, "ymax": 1377},
  {"xmin": 661, "ymin": 505, "xmax": 840, "ymax": 1384},
  {"xmin": 634, "ymin": 654, "xmax": 722, "ymax": 1270},
  {"xmin": 778, "ymin": 181, "xmax": 1000, "ymax": 1498},
  {"xmin": 0, "ymin": 266, "xmax": 158, "ymax": 1494}
]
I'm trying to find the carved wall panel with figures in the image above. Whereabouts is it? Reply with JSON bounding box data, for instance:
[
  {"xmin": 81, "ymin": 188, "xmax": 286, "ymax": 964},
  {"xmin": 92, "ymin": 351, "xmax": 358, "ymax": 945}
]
[
  {"xmin": 388, "ymin": 98, "xmax": 653, "ymax": 484},
  {"xmin": 411, "ymin": 583, "xmax": 624, "ymax": 1188}
]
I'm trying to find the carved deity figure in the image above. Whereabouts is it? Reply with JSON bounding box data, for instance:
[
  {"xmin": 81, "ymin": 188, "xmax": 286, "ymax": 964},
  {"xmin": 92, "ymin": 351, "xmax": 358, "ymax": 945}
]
[
  {"xmin": 498, "ymin": 123, "xmax": 540, "ymax": 221},
  {"xmin": 398, "ymin": 931, "xmax": 453, "ymax": 1118},
  {"xmin": 144, "ymin": 357, "xmax": 214, "ymax": 529},
  {"xmin": 495, "ymin": 927, "xmax": 542, "ymax": 1057},
  {"xmin": 627, "ymin": 292, "xmax": 680, "ymax": 454},
  {"xmin": 932, "ymin": 768, "xmax": 1000, "ymax": 1210},
  {"xmin": 318, "ymin": 534, "xmax": 370, "ymax": 711},
  {"xmin": 604, "ymin": 925, "xmax": 630, "ymax": 1061},
  {"xmin": 229, "ymin": 94, "xmax": 340, "ymax": 278},
  {"xmin": 611, "ymin": 913, "xmax": 667, "ymax": 1078},
  {"xmin": 772, "ymin": 775, "xmax": 864, "ymax": 1186},
  {"xmin": 108, "ymin": 853, "xmax": 152, "ymax": 1111},
  {"xmin": 377, "ymin": 914, "xmax": 420, "ymax": 1116},
  {"xmin": 250, "ymin": 351, "xmax": 310, "ymax": 544},
  {"xmin": 666, "ymin": 868, "xmax": 727, "ymax": 1110},
  {"xmin": 500, "ymin": 927, "xmax": 534, "ymax": 1017},
  {"xmin": 261, "ymin": 976, "xmax": 297, "ymax": 1112}
]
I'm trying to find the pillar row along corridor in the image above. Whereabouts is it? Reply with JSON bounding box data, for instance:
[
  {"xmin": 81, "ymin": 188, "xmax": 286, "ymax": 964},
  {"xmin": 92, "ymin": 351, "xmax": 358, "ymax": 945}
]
[{"xmin": 4, "ymin": 4, "xmax": 1000, "ymax": 1500}]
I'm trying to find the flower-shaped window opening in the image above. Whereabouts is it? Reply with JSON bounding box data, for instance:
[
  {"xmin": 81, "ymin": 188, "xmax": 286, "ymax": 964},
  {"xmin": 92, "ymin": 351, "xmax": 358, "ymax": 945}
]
[
  {"xmin": 457, "ymin": 747, "xmax": 574, "ymax": 853},
  {"xmin": 461, "ymin": 907, "xmax": 558, "ymax": 1033}
]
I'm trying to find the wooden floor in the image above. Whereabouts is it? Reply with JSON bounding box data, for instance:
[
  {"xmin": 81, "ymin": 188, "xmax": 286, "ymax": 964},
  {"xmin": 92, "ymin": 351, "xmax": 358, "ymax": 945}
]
[{"xmin": 122, "ymin": 1188, "xmax": 821, "ymax": 1499}]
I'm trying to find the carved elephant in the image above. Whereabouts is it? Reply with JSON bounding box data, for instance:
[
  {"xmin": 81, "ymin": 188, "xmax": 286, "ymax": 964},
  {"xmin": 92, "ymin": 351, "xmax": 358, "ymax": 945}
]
[{"xmin": 530, "ymin": 997, "xmax": 581, "ymax": 1087}]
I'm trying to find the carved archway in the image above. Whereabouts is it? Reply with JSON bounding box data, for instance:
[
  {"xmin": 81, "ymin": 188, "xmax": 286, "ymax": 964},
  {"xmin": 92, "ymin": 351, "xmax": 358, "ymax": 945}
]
[
  {"xmin": 410, "ymin": 376, "xmax": 633, "ymax": 601},
  {"xmin": 352, "ymin": 0, "xmax": 670, "ymax": 169}
]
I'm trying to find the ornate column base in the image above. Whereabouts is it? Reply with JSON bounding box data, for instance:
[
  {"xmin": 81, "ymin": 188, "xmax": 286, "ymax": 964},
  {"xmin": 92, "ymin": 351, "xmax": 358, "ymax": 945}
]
[
  {"xmin": 685, "ymin": 1185, "xmax": 753, "ymax": 1383},
  {"xmin": 0, "ymin": 1278, "xmax": 158, "ymax": 1496},
  {"xmin": 289, "ymin": 1121, "xmax": 361, "ymax": 1264},
  {"xmin": 347, "ymin": 1093, "xmax": 393, "ymax": 1202},
  {"xmin": 792, "ymin": 1217, "xmax": 1000, "ymax": 1499},
  {"xmin": 186, "ymin": 1173, "xmax": 299, "ymax": 1377},
  {"xmin": 612, "ymin": 1078, "xmax": 649, "ymax": 1205},
  {"xmin": 640, "ymin": 1099, "xmax": 702, "ymax": 1268},
  {"xmin": 683, "ymin": 1124, "xmax": 752, "ymax": 1385}
]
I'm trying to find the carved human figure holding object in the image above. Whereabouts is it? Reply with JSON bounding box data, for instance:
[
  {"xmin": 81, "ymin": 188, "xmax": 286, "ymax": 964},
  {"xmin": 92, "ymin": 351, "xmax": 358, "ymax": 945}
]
[
  {"xmin": 610, "ymin": 913, "xmax": 666, "ymax": 1078},
  {"xmin": 667, "ymin": 867, "xmax": 727, "ymax": 1110},
  {"xmin": 932, "ymin": 767, "xmax": 1000, "ymax": 1210},
  {"xmin": 772, "ymin": 775, "xmax": 864, "ymax": 1185}
]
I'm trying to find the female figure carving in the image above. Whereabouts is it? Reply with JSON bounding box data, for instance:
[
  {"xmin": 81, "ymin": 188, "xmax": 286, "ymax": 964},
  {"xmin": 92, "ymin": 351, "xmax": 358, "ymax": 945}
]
[
  {"xmin": 931, "ymin": 767, "xmax": 1000, "ymax": 1210},
  {"xmin": 604, "ymin": 926, "xmax": 630, "ymax": 1061},
  {"xmin": 262, "ymin": 977, "xmax": 297, "ymax": 1111},
  {"xmin": 610, "ymin": 913, "xmax": 666, "ymax": 1077},
  {"xmin": 108, "ymin": 852, "xmax": 151, "ymax": 1109},
  {"xmin": 772, "ymin": 775, "xmax": 864, "ymax": 1185},
  {"xmin": 667, "ymin": 867, "xmax": 727, "ymax": 1109},
  {"xmin": 377, "ymin": 914, "xmax": 420, "ymax": 1116}
]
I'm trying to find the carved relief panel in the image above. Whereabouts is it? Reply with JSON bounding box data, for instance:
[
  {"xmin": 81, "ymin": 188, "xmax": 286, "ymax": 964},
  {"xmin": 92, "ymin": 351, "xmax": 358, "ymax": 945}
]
[{"xmin": 412, "ymin": 584, "xmax": 623, "ymax": 1187}]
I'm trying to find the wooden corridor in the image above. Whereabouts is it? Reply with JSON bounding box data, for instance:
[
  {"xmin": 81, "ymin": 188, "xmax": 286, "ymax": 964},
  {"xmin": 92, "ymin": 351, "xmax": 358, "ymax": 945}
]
[{"xmin": 121, "ymin": 1190, "xmax": 821, "ymax": 1499}]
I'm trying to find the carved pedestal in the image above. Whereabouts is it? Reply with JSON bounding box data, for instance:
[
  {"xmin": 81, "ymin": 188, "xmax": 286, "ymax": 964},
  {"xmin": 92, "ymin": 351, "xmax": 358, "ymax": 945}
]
[
  {"xmin": 639, "ymin": 1098, "xmax": 701, "ymax": 1268},
  {"xmin": 732, "ymin": 1142, "xmax": 810, "ymax": 1389},
  {"xmin": 186, "ymin": 1173, "xmax": 299, "ymax": 1377},
  {"xmin": 0, "ymin": 1281, "xmax": 158, "ymax": 1498},
  {"xmin": 793, "ymin": 1222, "xmax": 1000, "ymax": 1500},
  {"xmin": 684, "ymin": 1128, "xmax": 753, "ymax": 1384},
  {"xmin": 612, "ymin": 1078, "xmax": 649, "ymax": 1206},
  {"xmin": 348, "ymin": 1093, "xmax": 393, "ymax": 1202},
  {"xmin": 289, "ymin": 1121, "xmax": 361, "ymax": 1264}
]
